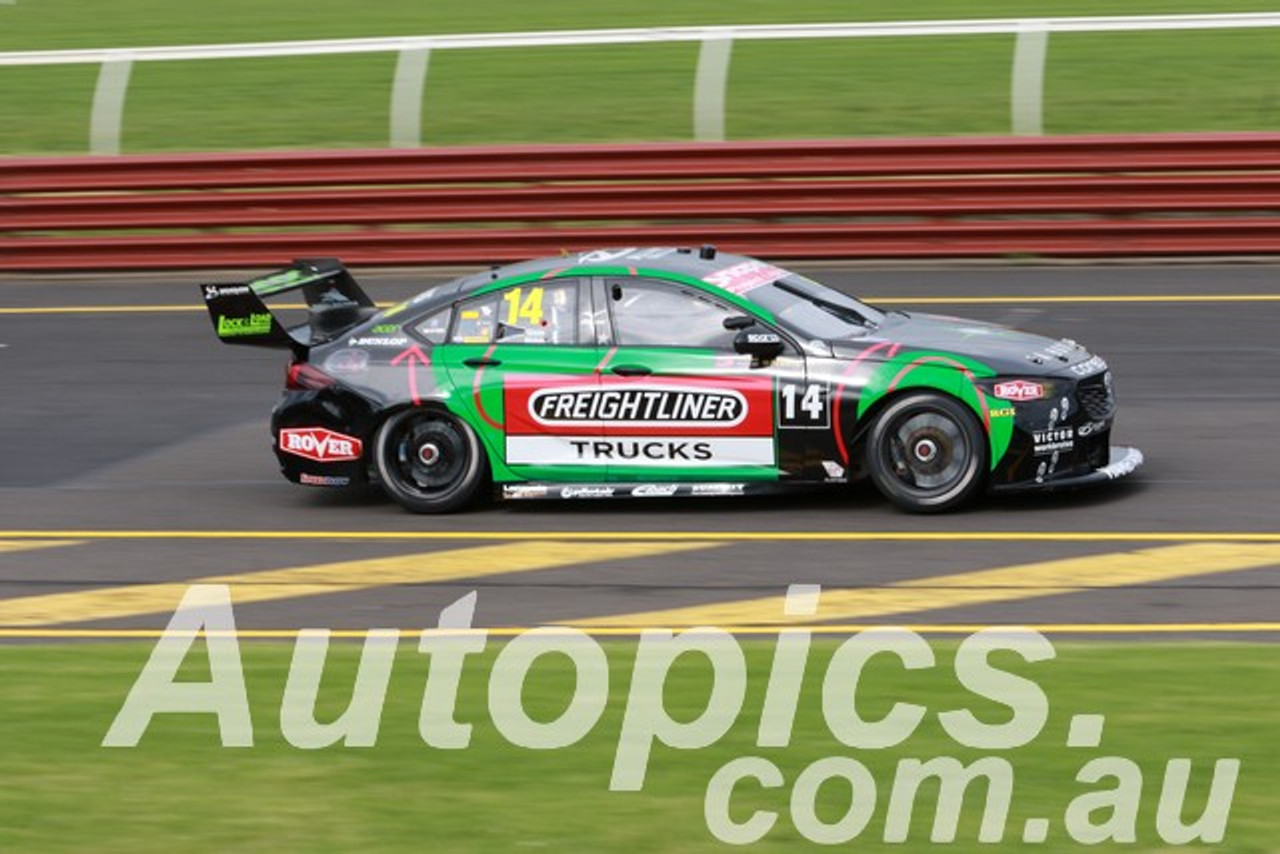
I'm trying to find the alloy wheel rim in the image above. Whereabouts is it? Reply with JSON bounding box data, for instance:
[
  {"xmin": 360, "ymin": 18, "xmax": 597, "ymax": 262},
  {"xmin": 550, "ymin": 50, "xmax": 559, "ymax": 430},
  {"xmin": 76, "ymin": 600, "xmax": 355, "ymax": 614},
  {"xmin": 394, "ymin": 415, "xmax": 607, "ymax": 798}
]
[{"xmin": 886, "ymin": 411, "xmax": 968, "ymax": 493}]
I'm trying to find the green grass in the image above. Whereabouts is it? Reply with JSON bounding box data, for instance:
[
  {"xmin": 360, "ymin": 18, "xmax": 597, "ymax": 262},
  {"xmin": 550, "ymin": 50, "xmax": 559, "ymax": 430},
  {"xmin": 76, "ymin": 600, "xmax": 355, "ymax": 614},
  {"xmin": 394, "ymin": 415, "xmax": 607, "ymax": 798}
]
[
  {"xmin": 0, "ymin": 639, "xmax": 1276, "ymax": 852},
  {"xmin": 1, "ymin": 1, "xmax": 1280, "ymax": 153}
]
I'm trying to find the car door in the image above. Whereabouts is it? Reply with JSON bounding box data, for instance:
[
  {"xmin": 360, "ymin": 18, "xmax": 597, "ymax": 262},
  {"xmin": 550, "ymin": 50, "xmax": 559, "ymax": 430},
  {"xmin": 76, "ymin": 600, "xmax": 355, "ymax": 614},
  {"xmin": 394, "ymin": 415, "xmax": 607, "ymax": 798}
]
[
  {"xmin": 433, "ymin": 277, "xmax": 603, "ymax": 481},
  {"xmin": 595, "ymin": 276, "xmax": 809, "ymax": 484}
]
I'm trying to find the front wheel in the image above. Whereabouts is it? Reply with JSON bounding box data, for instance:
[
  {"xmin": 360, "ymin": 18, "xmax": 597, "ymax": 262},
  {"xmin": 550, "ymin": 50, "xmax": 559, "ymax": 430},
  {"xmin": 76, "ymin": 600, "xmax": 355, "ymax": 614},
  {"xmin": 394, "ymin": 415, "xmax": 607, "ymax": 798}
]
[
  {"xmin": 374, "ymin": 409, "xmax": 488, "ymax": 513},
  {"xmin": 866, "ymin": 392, "xmax": 987, "ymax": 513}
]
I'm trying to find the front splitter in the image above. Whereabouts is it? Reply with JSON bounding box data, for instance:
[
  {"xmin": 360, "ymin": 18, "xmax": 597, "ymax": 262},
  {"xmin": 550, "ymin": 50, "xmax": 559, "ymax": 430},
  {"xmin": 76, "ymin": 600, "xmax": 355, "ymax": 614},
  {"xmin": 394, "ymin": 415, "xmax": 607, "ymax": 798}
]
[{"xmin": 992, "ymin": 445, "xmax": 1144, "ymax": 492}]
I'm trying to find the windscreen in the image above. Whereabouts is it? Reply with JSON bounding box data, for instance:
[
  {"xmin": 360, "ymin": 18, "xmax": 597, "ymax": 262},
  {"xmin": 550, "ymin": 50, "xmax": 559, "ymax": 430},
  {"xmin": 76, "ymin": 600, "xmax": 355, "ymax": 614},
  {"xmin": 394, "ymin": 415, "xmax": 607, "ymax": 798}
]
[{"xmin": 745, "ymin": 274, "xmax": 885, "ymax": 340}]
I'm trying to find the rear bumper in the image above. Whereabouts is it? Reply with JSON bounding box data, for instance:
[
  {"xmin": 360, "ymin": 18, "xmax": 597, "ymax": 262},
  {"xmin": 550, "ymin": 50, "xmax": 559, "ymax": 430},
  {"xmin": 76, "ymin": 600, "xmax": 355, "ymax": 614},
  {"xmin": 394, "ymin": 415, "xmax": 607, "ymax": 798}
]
[
  {"xmin": 271, "ymin": 388, "xmax": 376, "ymax": 486},
  {"xmin": 991, "ymin": 445, "xmax": 1143, "ymax": 493}
]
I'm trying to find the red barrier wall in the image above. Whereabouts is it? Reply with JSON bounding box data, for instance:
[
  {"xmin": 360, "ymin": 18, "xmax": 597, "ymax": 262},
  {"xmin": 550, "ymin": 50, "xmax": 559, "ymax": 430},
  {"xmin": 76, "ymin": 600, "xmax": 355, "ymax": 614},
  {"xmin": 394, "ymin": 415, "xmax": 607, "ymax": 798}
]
[{"xmin": 3, "ymin": 133, "xmax": 1279, "ymax": 270}]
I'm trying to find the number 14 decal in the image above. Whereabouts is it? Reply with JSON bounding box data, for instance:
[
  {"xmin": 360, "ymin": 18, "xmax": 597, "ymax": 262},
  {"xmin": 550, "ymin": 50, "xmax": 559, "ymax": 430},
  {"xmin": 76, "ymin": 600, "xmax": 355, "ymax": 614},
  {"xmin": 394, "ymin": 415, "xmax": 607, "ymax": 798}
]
[{"xmin": 778, "ymin": 382, "xmax": 830, "ymax": 428}]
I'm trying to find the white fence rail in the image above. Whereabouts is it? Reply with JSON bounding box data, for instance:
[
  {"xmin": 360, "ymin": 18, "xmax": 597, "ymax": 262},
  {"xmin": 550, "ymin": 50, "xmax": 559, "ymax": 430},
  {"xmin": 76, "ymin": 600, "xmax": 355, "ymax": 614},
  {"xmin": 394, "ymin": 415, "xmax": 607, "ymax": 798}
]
[{"xmin": 3, "ymin": 13, "xmax": 1280, "ymax": 154}]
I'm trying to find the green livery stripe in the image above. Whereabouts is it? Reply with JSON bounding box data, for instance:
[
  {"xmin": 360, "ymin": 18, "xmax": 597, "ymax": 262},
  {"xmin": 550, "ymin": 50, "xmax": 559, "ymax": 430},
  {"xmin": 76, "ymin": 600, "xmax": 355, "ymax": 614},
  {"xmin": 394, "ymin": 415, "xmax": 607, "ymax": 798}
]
[
  {"xmin": 856, "ymin": 349, "xmax": 1013, "ymax": 470},
  {"xmin": 632, "ymin": 268, "xmax": 779, "ymax": 324}
]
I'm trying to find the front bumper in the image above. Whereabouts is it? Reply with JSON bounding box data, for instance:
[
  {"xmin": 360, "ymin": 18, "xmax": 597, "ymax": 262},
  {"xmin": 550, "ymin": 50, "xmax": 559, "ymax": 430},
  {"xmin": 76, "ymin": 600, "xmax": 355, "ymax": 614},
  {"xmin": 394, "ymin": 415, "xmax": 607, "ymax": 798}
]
[{"xmin": 991, "ymin": 445, "xmax": 1143, "ymax": 493}]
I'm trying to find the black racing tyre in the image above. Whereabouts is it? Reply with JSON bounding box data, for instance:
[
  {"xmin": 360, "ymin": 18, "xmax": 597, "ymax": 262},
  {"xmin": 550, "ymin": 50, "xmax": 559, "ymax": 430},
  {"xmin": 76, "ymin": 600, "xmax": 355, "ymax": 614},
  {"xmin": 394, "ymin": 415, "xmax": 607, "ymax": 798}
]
[
  {"xmin": 374, "ymin": 408, "xmax": 488, "ymax": 513},
  {"xmin": 866, "ymin": 392, "xmax": 987, "ymax": 513}
]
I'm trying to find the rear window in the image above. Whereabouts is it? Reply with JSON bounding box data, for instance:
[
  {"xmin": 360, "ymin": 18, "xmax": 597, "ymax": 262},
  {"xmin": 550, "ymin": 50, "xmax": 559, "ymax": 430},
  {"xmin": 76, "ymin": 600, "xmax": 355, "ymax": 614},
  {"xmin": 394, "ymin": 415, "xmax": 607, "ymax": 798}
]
[{"xmin": 414, "ymin": 309, "xmax": 451, "ymax": 344}]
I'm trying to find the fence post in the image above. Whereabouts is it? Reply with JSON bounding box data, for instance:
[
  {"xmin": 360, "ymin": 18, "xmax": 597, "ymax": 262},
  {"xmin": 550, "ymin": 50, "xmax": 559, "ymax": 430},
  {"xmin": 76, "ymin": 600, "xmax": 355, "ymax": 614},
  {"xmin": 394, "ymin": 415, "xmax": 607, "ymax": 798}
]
[
  {"xmin": 90, "ymin": 53, "xmax": 133, "ymax": 155},
  {"xmin": 390, "ymin": 44, "xmax": 432, "ymax": 148},
  {"xmin": 693, "ymin": 34, "xmax": 733, "ymax": 142},
  {"xmin": 1011, "ymin": 23, "xmax": 1049, "ymax": 136}
]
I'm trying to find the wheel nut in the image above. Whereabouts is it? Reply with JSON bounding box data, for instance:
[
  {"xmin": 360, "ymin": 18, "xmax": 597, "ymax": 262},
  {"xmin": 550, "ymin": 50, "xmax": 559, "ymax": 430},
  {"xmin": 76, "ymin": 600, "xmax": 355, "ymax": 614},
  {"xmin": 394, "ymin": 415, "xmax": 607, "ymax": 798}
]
[
  {"xmin": 914, "ymin": 439, "xmax": 938, "ymax": 463},
  {"xmin": 418, "ymin": 443, "xmax": 441, "ymax": 465}
]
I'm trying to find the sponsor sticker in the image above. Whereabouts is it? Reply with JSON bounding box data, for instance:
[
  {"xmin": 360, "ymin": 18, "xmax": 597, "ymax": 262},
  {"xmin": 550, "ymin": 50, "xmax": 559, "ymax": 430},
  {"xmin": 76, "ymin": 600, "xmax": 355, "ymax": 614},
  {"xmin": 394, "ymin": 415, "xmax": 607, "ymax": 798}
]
[
  {"xmin": 203, "ymin": 284, "xmax": 250, "ymax": 301},
  {"xmin": 1078, "ymin": 421, "xmax": 1108, "ymax": 437},
  {"xmin": 703, "ymin": 260, "xmax": 787, "ymax": 295},
  {"xmin": 560, "ymin": 486, "xmax": 616, "ymax": 499},
  {"xmin": 994, "ymin": 380, "xmax": 1044, "ymax": 401},
  {"xmin": 502, "ymin": 484, "xmax": 550, "ymax": 499},
  {"xmin": 347, "ymin": 336, "xmax": 409, "ymax": 348},
  {"xmin": 507, "ymin": 436, "xmax": 773, "ymax": 467},
  {"xmin": 505, "ymin": 375, "xmax": 775, "ymax": 467},
  {"xmin": 216, "ymin": 313, "xmax": 272, "ymax": 338},
  {"xmin": 529, "ymin": 385, "xmax": 747, "ymax": 429},
  {"xmin": 1033, "ymin": 427, "xmax": 1075, "ymax": 455},
  {"xmin": 989, "ymin": 406, "xmax": 1017, "ymax": 419},
  {"xmin": 630, "ymin": 484, "xmax": 680, "ymax": 498},
  {"xmin": 1102, "ymin": 448, "xmax": 1144, "ymax": 479},
  {"xmin": 298, "ymin": 473, "xmax": 351, "ymax": 487},
  {"xmin": 506, "ymin": 375, "xmax": 774, "ymax": 437},
  {"xmin": 278, "ymin": 427, "xmax": 363, "ymax": 462},
  {"xmin": 691, "ymin": 483, "xmax": 746, "ymax": 497}
]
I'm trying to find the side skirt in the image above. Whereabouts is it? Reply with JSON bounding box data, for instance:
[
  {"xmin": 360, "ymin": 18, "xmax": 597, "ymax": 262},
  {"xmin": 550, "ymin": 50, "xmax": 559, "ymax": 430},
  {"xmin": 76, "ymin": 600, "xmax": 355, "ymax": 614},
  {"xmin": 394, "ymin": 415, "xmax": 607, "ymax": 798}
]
[{"xmin": 501, "ymin": 481, "xmax": 826, "ymax": 501}]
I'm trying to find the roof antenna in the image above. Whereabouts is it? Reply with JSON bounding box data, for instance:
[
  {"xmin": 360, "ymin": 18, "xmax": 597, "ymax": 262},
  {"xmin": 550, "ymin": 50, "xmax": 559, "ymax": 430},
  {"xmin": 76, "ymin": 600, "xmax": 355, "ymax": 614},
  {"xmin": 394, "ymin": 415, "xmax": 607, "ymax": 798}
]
[{"xmin": 699, "ymin": 244, "xmax": 717, "ymax": 260}]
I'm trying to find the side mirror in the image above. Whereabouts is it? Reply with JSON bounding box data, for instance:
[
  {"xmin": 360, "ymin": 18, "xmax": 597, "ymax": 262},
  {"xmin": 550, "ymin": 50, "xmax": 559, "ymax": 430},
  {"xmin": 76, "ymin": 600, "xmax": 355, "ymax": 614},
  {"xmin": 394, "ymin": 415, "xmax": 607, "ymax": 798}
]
[{"xmin": 734, "ymin": 328, "xmax": 785, "ymax": 360}]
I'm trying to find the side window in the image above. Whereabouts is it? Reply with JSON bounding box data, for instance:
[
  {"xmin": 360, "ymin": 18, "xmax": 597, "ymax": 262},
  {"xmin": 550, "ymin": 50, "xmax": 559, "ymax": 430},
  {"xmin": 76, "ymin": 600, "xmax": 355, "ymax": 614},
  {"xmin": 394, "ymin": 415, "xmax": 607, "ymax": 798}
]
[
  {"xmin": 414, "ymin": 308, "xmax": 451, "ymax": 344},
  {"xmin": 449, "ymin": 281, "xmax": 580, "ymax": 345},
  {"xmin": 609, "ymin": 278, "xmax": 738, "ymax": 349}
]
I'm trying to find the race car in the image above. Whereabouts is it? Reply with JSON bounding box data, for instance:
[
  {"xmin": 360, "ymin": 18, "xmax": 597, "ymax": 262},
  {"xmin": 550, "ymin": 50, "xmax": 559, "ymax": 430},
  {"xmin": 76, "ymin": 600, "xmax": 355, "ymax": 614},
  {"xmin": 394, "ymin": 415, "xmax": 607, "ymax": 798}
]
[{"xmin": 200, "ymin": 247, "xmax": 1142, "ymax": 513}]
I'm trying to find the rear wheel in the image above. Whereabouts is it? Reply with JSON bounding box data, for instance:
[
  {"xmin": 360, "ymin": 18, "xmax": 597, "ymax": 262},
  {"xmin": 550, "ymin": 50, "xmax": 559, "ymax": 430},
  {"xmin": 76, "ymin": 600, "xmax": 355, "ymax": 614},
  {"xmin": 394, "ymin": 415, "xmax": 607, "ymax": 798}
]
[
  {"xmin": 866, "ymin": 392, "xmax": 987, "ymax": 513},
  {"xmin": 374, "ymin": 409, "xmax": 487, "ymax": 513}
]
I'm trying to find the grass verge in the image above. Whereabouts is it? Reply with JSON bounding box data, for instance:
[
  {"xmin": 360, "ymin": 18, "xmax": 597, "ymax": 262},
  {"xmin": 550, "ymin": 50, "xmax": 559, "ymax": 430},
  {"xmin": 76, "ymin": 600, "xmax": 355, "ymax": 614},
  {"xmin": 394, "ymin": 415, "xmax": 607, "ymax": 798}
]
[
  {"xmin": 0, "ymin": 638, "xmax": 1276, "ymax": 852},
  {"xmin": 1, "ymin": 1, "xmax": 1279, "ymax": 152}
]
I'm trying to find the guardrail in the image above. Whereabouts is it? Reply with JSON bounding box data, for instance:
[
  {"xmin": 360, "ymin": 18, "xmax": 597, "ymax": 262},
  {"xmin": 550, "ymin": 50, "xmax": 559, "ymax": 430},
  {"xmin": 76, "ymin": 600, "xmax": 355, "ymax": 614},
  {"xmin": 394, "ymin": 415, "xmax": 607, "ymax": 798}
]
[
  {"xmin": 3, "ymin": 133, "xmax": 1280, "ymax": 270},
  {"xmin": 5, "ymin": 13, "xmax": 1280, "ymax": 153}
]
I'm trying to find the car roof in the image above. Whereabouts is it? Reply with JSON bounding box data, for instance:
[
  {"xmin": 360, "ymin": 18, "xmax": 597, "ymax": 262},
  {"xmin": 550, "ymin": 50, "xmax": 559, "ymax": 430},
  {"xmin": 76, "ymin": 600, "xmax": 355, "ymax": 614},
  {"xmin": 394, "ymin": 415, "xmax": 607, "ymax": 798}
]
[
  {"xmin": 384, "ymin": 246, "xmax": 795, "ymax": 326},
  {"xmin": 453, "ymin": 246, "xmax": 788, "ymax": 297}
]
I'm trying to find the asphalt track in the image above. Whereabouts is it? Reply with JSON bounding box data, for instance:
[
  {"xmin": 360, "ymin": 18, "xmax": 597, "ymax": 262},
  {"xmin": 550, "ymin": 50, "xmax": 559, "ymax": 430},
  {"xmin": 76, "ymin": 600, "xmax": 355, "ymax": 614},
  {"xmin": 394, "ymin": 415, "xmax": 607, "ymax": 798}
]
[{"xmin": 1, "ymin": 263, "xmax": 1278, "ymax": 637}]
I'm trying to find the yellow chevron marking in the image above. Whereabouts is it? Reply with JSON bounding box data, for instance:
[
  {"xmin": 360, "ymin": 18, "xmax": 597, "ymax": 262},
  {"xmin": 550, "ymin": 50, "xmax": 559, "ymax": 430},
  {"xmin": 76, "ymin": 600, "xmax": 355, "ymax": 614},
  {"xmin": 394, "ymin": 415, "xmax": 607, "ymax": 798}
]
[
  {"xmin": 575, "ymin": 543, "xmax": 1280, "ymax": 628},
  {"xmin": 0, "ymin": 539, "xmax": 81, "ymax": 555},
  {"xmin": 0, "ymin": 540, "xmax": 717, "ymax": 627}
]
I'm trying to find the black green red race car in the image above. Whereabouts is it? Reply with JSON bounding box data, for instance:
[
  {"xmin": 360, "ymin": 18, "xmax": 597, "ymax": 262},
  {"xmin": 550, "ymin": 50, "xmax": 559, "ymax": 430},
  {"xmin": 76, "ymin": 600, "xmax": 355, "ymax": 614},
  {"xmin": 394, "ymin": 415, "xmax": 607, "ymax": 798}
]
[{"xmin": 200, "ymin": 248, "xmax": 1142, "ymax": 513}]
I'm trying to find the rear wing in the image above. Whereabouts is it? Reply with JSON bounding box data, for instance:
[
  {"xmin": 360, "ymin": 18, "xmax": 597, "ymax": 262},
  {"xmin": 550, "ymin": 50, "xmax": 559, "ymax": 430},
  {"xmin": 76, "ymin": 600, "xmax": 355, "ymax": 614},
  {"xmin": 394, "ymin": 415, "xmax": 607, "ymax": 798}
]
[{"xmin": 200, "ymin": 258, "xmax": 378, "ymax": 354}]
